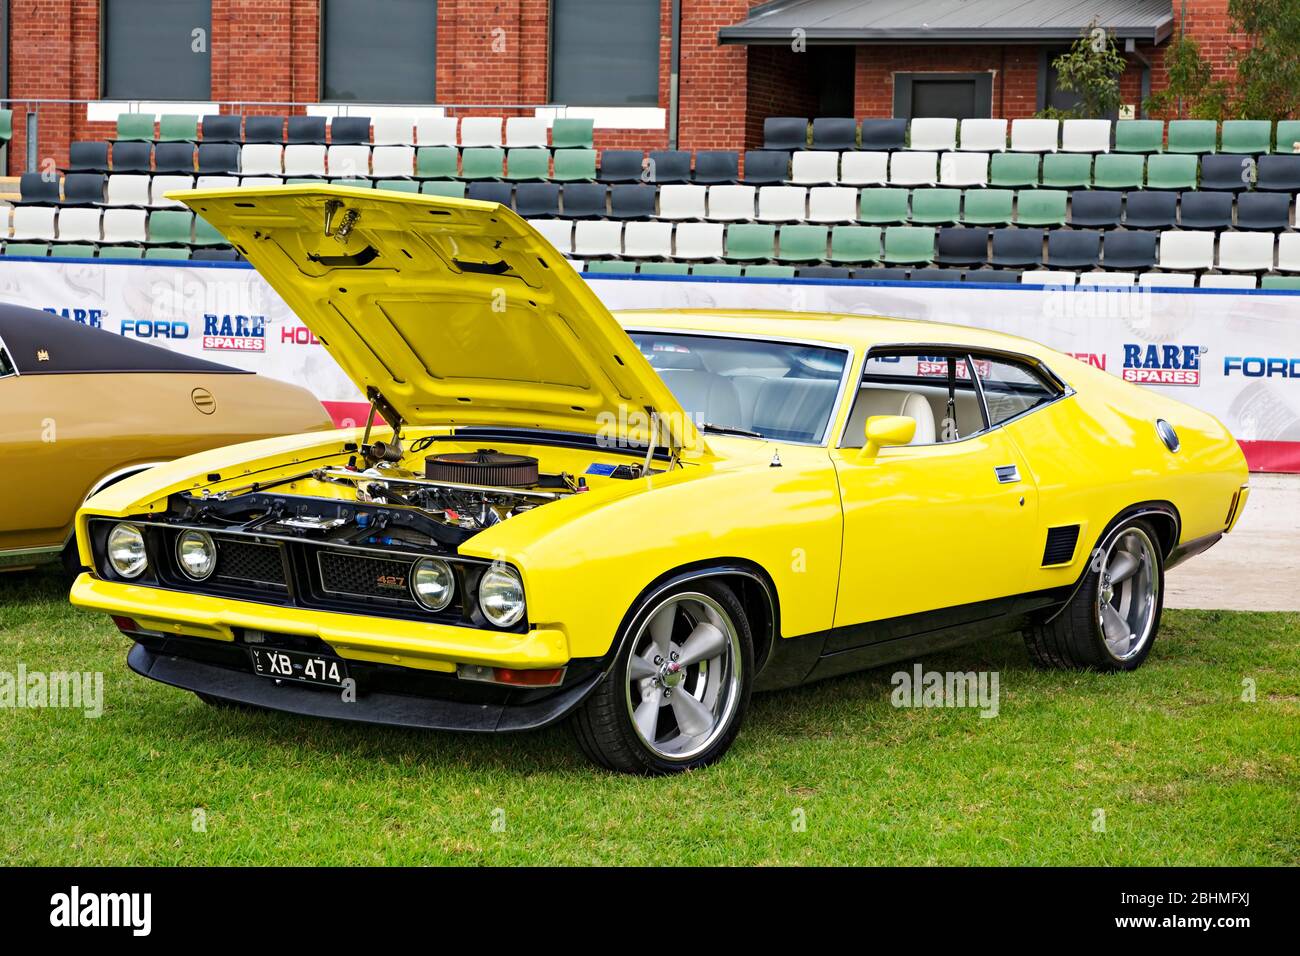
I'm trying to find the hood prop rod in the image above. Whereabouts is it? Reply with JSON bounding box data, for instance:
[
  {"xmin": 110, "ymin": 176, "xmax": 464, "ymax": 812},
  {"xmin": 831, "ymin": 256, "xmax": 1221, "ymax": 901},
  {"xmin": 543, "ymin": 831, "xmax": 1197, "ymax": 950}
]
[{"xmin": 360, "ymin": 387, "xmax": 405, "ymax": 466}]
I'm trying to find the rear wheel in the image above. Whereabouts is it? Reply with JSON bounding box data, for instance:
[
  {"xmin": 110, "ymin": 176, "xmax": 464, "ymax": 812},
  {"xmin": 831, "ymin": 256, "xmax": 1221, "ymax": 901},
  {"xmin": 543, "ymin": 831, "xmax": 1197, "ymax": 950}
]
[
  {"xmin": 1023, "ymin": 519, "xmax": 1164, "ymax": 671},
  {"xmin": 572, "ymin": 580, "xmax": 752, "ymax": 775}
]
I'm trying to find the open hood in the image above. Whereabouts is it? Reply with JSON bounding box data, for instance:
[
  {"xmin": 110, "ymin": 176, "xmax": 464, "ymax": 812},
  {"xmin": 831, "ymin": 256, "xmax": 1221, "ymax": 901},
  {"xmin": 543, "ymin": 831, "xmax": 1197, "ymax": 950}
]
[{"xmin": 173, "ymin": 185, "xmax": 704, "ymax": 454}]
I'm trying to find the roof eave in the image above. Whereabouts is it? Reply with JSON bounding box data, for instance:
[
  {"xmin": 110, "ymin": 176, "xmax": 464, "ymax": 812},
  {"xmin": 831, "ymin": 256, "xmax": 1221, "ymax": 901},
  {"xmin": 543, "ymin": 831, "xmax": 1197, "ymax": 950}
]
[{"xmin": 719, "ymin": 17, "xmax": 1175, "ymax": 46}]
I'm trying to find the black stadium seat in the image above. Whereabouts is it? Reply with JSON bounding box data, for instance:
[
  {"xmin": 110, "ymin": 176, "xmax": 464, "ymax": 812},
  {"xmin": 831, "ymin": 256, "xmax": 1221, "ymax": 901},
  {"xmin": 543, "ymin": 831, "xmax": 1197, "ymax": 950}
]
[
  {"xmin": 1179, "ymin": 191, "xmax": 1233, "ymax": 230},
  {"xmin": 287, "ymin": 116, "xmax": 327, "ymax": 145},
  {"xmin": 1102, "ymin": 231, "xmax": 1158, "ymax": 270},
  {"xmin": 197, "ymin": 143, "xmax": 241, "ymax": 175},
  {"xmin": 693, "ymin": 150, "xmax": 739, "ymax": 184},
  {"xmin": 467, "ymin": 181, "xmax": 512, "ymax": 206},
  {"xmin": 1069, "ymin": 190, "xmax": 1122, "ymax": 228},
  {"xmin": 798, "ymin": 266, "xmax": 852, "ymax": 278},
  {"xmin": 200, "ymin": 114, "xmax": 242, "ymax": 143},
  {"xmin": 191, "ymin": 248, "xmax": 240, "ymax": 261},
  {"xmin": 598, "ymin": 150, "xmax": 645, "ymax": 183},
  {"xmin": 812, "ymin": 118, "xmax": 856, "ymax": 151},
  {"xmin": 1236, "ymin": 192, "xmax": 1291, "ymax": 231},
  {"xmin": 17, "ymin": 172, "xmax": 59, "ymax": 204},
  {"xmin": 66, "ymin": 141, "xmax": 110, "ymax": 173},
  {"xmin": 1198, "ymin": 154, "xmax": 1253, "ymax": 192},
  {"xmin": 61, "ymin": 173, "xmax": 106, "ymax": 205},
  {"xmin": 969, "ymin": 269, "xmax": 1022, "ymax": 283},
  {"xmin": 855, "ymin": 267, "xmax": 909, "ymax": 281},
  {"xmin": 153, "ymin": 142, "xmax": 196, "ymax": 174},
  {"xmin": 989, "ymin": 228, "xmax": 1044, "ymax": 267},
  {"xmin": 1256, "ymin": 155, "xmax": 1300, "ymax": 192},
  {"xmin": 910, "ymin": 268, "xmax": 959, "ymax": 282},
  {"xmin": 244, "ymin": 115, "xmax": 287, "ymax": 144},
  {"xmin": 560, "ymin": 183, "xmax": 607, "ymax": 218},
  {"xmin": 110, "ymin": 141, "xmax": 152, "ymax": 173},
  {"xmin": 647, "ymin": 150, "xmax": 691, "ymax": 184},
  {"xmin": 1123, "ymin": 191, "xmax": 1177, "ymax": 229},
  {"xmin": 743, "ymin": 150, "xmax": 790, "ymax": 184},
  {"xmin": 514, "ymin": 182, "xmax": 562, "ymax": 218},
  {"xmin": 330, "ymin": 116, "xmax": 371, "ymax": 145},
  {"xmin": 608, "ymin": 184, "xmax": 657, "ymax": 219},
  {"xmin": 935, "ymin": 227, "xmax": 989, "ymax": 266},
  {"xmin": 859, "ymin": 119, "xmax": 908, "ymax": 151},
  {"xmin": 1047, "ymin": 229, "xmax": 1101, "ymax": 269},
  {"xmin": 763, "ymin": 117, "xmax": 809, "ymax": 151}
]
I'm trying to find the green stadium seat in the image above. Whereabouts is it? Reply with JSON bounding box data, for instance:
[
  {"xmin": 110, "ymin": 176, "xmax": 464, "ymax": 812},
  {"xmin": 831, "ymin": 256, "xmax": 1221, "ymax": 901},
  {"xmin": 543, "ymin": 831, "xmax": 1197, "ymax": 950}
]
[
  {"xmin": 962, "ymin": 189, "xmax": 1014, "ymax": 225},
  {"xmin": 1221, "ymin": 120, "xmax": 1272, "ymax": 155},
  {"xmin": 858, "ymin": 188, "xmax": 909, "ymax": 224},
  {"xmin": 146, "ymin": 210, "xmax": 192, "ymax": 245},
  {"xmin": 1167, "ymin": 120, "xmax": 1217, "ymax": 153},
  {"xmin": 507, "ymin": 148, "xmax": 551, "ymax": 180},
  {"xmin": 743, "ymin": 265, "xmax": 796, "ymax": 278},
  {"xmin": 1114, "ymin": 120, "xmax": 1164, "ymax": 154},
  {"xmin": 1040, "ymin": 154, "xmax": 1092, "ymax": 188},
  {"xmin": 638, "ymin": 262, "xmax": 691, "ymax": 275},
  {"xmin": 552, "ymin": 149, "xmax": 597, "ymax": 181},
  {"xmin": 51, "ymin": 244, "xmax": 97, "ymax": 258},
  {"xmin": 192, "ymin": 216, "xmax": 225, "ymax": 246},
  {"xmin": 1016, "ymin": 190, "xmax": 1068, "ymax": 226},
  {"xmin": 97, "ymin": 246, "xmax": 144, "ymax": 259},
  {"xmin": 881, "ymin": 226, "xmax": 935, "ymax": 264},
  {"xmin": 158, "ymin": 114, "xmax": 199, "ymax": 142},
  {"xmin": 144, "ymin": 246, "xmax": 191, "ymax": 260},
  {"xmin": 421, "ymin": 180, "xmax": 467, "ymax": 198},
  {"xmin": 829, "ymin": 226, "xmax": 881, "ymax": 263},
  {"xmin": 989, "ymin": 153, "xmax": 1039, "ymax": 187},
  {"xmin": 330, "ymin": 178, "xmax": 374, "ymax": 189},
  {"xmin": 691, "ymin": 264, "xmax": 744, "ymax": 277},
  {"xmin": 460, "ymin": 148, "xmax": 505, "ymax": 180},
  {"xmin": 116, "ymin": 113, "xmax": 155, "ymax": 141},
  {"xmin": 778, "ymin": 225, "xmax": 829, "ymax": 262},
  {"xmin": 725, "ymin": 223, "xmax": 777, "ymax": 260},
  {"xmin": 1093, "ymin": 154, "xmax": 1145, "ymax": 189},
  {"xmin": 416, "ymin": 147, "xmax": 459, "ymax": 179},
  {"xmin": 551, "ymin": 118, "xmax": 595, "ymax": 149},
  {"xmin": 3, "ymin": 243, "xmax": 49, "ymax": 257},
  {"xmin": 1261, "ymin": 275, "xmax": 1300, "ymax": 290},
  {"xmin": 910, "ymin": 189, "xmax": 962, "ymax": 224},
  {"xmin": 586, "ymin": 260, "xmax": 637, "ymax": 274},
  {"xmin": 1146, "ymin": 154, "xmax": 1199, "ymax": 190},
  {"xmin": 0, "ymin": 109, "xmax": 13, "ymax": 143},
  {"xmin": 377, "ymin": 179, "xmax": 421, "ymax": 193},
  {"xmin": 1277, "ymin": 121, "xmax": 1300, "ymax": 155}
]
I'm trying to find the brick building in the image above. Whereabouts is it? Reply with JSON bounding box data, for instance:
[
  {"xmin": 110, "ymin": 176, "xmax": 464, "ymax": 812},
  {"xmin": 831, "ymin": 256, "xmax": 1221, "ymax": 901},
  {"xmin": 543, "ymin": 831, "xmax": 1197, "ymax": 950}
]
[{"xmin": 0, "ymin": 0, "xmax": 1245, "ymax": 173}]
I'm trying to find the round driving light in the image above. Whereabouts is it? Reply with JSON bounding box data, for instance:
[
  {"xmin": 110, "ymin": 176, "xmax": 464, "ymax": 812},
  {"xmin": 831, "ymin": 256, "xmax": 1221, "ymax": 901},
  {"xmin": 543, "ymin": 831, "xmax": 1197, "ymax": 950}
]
[
  {"xmin": 478, "ymin": 565, "xmax": 525, "ymax": 627},
  {"xmin": 106, "ymin": 523, "xmax": 148, "ymax": 579},
  {"xmin": 1156, "ymin": 419, "xmax": 1180, "ymax": 453},
  {"xmin": 411, "ymin": 557, "xmax": 455, "ymax": 611},
  {"xmin": 176, "ymin": 530, "xmax": 216, "ymax": 581}
]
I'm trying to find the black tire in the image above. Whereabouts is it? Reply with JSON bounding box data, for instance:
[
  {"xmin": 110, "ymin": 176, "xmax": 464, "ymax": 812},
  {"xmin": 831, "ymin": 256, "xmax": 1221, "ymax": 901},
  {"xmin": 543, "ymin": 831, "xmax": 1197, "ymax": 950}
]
[
  {"xmin": 60, "ymin": 536, "xmax": 85, "ymax": 578},
  {"xmin": 572, "ymin": 579, "xmax": 753, "ymax": 775},
  {"xmin": 1023, "ymin": 518, "xmax": 1165, "ymax": 672}
]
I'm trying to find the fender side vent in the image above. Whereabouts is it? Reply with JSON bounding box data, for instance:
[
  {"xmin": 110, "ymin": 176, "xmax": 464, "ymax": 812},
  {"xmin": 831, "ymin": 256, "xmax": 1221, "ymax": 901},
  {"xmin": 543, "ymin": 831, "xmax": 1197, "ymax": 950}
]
[{"xmin": 1042, "ymin": 525, "xmax": 1081, "ymax": 566}]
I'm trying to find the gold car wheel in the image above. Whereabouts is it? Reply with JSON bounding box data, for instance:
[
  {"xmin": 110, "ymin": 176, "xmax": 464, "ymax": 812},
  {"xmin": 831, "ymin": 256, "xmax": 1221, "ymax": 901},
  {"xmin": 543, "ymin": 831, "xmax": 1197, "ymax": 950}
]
[
  {"xmin": 1096, "ymin": 526, "xmax": 1160, "ymax": 662},
  {"xmin": 623, "ymin": 591, "xmax": 743, "ymax": 762}
]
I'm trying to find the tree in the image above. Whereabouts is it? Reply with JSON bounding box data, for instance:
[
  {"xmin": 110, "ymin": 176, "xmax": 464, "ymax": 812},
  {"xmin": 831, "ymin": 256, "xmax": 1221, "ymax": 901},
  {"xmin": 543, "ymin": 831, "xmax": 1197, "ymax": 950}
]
[
  {"xmin": 1037, "ymin": 22, "xmax": 1127, "ymax": 119},
  {"xmin": 1143, "ymin": 33, "xmax": 1229, "ymax": 120},
  {"xmin": 1228, "ymin": 0, "xmax": 1300, "ymax": 120}
]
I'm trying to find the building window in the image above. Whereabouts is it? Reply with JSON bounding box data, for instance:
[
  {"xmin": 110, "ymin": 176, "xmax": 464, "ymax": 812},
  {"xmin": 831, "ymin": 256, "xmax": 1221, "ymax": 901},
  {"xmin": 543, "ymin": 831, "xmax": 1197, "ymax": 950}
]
[
  {"xmin": 102, "ymin": 0, "xmax": 212, "ymax": 101},
  {"xmin": 893, "ymin": 73, "xmax": 993, "ymax": 119},
  {"xmin": 550, "ymin": 0, "xmax": 660, "ymax": 107},
  {"xmin": 322, "ymin": 0, "xmax": 437, "ymax": 103}
]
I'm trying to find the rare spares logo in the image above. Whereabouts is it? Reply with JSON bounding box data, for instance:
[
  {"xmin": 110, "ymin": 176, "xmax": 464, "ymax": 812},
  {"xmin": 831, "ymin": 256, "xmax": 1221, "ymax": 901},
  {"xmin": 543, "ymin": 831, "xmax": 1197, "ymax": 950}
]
[
  {"xmin": 43, "ymin": 306, "xmax": 104, "ymax": 328},
  {"xmin": 203, "ymin": 313, "xmax": 265, "ymax": 351},
  {"xmin": 1121, "ymin": 343, "xmax": 1204, "ymax": 386}
]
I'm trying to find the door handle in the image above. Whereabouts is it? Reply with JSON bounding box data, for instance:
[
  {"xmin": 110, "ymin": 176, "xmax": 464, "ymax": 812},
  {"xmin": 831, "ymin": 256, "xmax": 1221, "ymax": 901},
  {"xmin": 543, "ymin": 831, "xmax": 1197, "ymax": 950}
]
[{"xmin": 994, "ymin": 464, "xmax": 1020, "ymax": 484}]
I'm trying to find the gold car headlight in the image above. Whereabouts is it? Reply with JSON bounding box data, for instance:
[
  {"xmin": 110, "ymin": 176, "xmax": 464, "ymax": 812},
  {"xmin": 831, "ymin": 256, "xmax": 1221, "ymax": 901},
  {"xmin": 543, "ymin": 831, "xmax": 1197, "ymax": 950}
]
[
  {"xmin": 176, "ymin": 530, "xmax": 216, "ymax": 581},
  {"xmin": 478, "ymin": 565, "xmax": 525, "ymax": 627},
  {"xmin": 106, "ymin": 523, "xmax": 148, "ymax": 579},
  {"xmin": 410, "ymin": 557, "xmax": 455, "ymax": 612}
]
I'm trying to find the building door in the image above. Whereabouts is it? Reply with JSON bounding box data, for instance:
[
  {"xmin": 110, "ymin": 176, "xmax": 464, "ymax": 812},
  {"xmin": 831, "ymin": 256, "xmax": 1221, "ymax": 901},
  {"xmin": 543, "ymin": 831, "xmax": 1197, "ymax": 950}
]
[{"xmin": 893, "ymin": 72, "xmax": 993, "ymax": 119}]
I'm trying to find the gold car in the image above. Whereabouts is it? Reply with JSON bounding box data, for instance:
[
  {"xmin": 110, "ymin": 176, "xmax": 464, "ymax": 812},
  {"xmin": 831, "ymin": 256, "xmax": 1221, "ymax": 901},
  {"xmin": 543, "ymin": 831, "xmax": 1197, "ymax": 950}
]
[
  {"xmin": 0, "ymin": 302, "xmax": 332, "ymax": 573},
  {"xmin": 70, "ymin": 188, "xmax": 1248, "ymax": 774}
]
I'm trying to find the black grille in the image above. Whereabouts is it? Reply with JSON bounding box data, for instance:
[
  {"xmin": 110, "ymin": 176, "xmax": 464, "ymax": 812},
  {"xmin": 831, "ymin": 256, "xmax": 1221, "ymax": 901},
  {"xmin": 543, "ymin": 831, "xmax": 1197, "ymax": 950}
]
[
  {"xmin": 318, "ymin": 551, "xmax": 416, "ymax": 602},
  {"xmin": 214, "ymin": 539, "xmax": 285, "ymax": 585},
  {"xmin": 1042, "ymin": 525, "xmax": 1081, "ymax": 566}
]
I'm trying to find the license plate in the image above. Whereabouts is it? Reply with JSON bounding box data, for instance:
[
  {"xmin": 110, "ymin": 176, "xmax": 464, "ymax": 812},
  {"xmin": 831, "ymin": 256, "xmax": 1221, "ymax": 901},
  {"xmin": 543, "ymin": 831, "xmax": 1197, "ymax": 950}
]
[{"xmin": 249, "ymin": 647, "xmax": 349, "ymax": 688}]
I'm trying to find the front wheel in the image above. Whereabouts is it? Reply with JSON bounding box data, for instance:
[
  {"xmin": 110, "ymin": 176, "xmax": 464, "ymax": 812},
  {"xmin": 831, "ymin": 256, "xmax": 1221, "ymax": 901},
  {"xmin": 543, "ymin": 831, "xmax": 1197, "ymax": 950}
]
[
  {"xmin": 1023, "ymin": 519, "xmax": 1165, "ymax": 671},
  {"xmin": 572, "ymin": 580, "xmax": 753, "ymax": 775}
]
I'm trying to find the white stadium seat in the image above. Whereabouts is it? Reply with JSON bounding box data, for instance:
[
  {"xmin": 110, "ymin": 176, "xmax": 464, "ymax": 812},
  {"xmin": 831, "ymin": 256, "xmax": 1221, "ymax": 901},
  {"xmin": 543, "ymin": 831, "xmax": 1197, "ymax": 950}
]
[
  {"xmin": 104, "ymin": 174, "xmax": 151, "ymax": 206},
  {"xmin": 622, "ymin": 221, "xmax": 674, "ymax": 258},
  {"xmin": 839, "ymin": 151, "xmax": 889, "ymax": 186},
  {"xmin": 658, "ymin": 184, "xmax": 707, "ymax": 220},
  {"xmin": 1199, "ymin": 273, "xmax": 1258, "ymax": 289},
  {"xmin": 1011, "ymin": 119, "xmax": 1060, "ymax": 152},
  {"xmin": 939, "ymin": 151, "xmax": 989, "ymax": 186},
  {"xmin": 1278, "ymin": 233, "xmax": 1300, "ymax": 272},
  {"xmin": 1021, "ymin": 270, "xmax": 1078, "ymax": 286},
  {"xmin": 239, "ymin": 144, "xmax": 283, "ymax": 176},
  {"xmin": 459, "ymin": 117, "xmax": 504, "ymax": 147},
  {"xmin": 370, "ymin": 117, "xmax": 414, "ymax": 146},
  {"xmin": 371, "ymin": 145, "xmax": 415, "ymax": 177},
  {"xmin": 706, "ymin": 185, "xmax": 756, "ymax": 221},
  {"xmin": 527, "ymin": 219, "xmax": 574, "ymax": 254},
  {"xmin": 1157, "ymin": 231, "xmax": 1215, "ymax": 271},
  {"xmin": 788, "ymin": 151, "xmax": 838, "ymax": 185},
  {"xmin": 283, "ymin": 145, "xmax": 326, "ymax": 177},
  {"xmin": 889, "ymin": 151, "xmax": 938, "ymax": 186},
  {"xmin": 199, "ymin": 175, "xmax": 242, "ymax": 190},
  {"xmin": 10, "ymin": 205, "xmax": 56, "ymax": 240},
  {"xmin": 572, "ymin": 219, "xmax": 623, "ymax": 257},
  {"xmin": 327, "ymin": 144, "xmax": 371, "ymax": 177},
  {"xmin": 1078, "ymin": 272, "xmax": 1136, "ymax": 286},
  {"xmin": 806, "ymin": 186, "xmax": 857, "ymax": 223},
  {"xmin": 1062, "ymin": 119, "xmax": 1112, "ymax": 153},
  {"xmin": 417, "ymin": 116, "xmax": 458, "ymax": 146},
  {"xmin": 149, "ymin": 174, "xmax": 194, "ymax": 207},
  {"xmin": 1139, "ymin": 272, "xmax": 1197, "ymax": 288},
  {"xmin": 673, "ymin": 222, "xmax": 725, "ymax": 259},
  {"xmin": 56, "ymin": 207, "xmax": 102, "ymax": 242},
  {"xmin": 101, "ymin": 208, "xmax": 147, "ymax": 243},
  {"xmin": 959, "ymin": 119, "xmax": 1007, "ymax": 152},
  {"xmin": 1217, "ymin": 232, "xmax": 1274, "ymax": 271},
  {"xmin": 756, "ymin": 186, "xmax": 807, "ymax": 222},
  {"xmin": 505, "ymin": 117, "xmax": 548, "ymax": 148},
  {"xmin": 909, "ymin": 118, "xmax": 957, "ymax": 151}
]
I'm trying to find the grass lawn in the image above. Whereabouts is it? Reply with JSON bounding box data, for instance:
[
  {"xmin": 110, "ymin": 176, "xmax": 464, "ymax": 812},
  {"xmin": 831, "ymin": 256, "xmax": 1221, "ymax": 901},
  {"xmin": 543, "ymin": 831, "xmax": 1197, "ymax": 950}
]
[{"xmin": 1, "ymin": 567, "xmax": 1296, "ymax": 866}]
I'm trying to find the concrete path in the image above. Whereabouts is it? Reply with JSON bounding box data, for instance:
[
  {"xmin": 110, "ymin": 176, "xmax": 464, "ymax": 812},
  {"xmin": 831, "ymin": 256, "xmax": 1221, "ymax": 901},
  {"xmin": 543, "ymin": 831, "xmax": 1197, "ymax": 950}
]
[{"xmin": 1166, "ymin": 473, "xmax": 1300, "ymax": 612}]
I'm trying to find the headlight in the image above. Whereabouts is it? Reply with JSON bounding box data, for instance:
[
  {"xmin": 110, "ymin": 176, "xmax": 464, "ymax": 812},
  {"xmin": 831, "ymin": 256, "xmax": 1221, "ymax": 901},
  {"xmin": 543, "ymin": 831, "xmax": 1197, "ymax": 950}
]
[
  {"xmin": 176, "ymin": 530, "xmax": 216, "ymax": 581},
  {"xmin": 411, "ymin": 557, "xmax": 455, "ymax": 611},
  {"xmin": 478, "ymin": 565, "xmax": 525, "ymax": 627},
  {"xmin": 106, "ymin": 523, "xmax": 148, "ymax": 579}
]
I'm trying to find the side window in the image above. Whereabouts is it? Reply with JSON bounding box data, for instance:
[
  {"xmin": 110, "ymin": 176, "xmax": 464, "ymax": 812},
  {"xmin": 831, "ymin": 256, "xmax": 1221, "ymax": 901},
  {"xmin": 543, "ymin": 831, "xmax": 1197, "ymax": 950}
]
[
  {"xmin": 976, "ymin": 355, "xmax": 1062, "ymax": 426},
  {"xmin": 0, "ymin": 343, "xmax": 15, "ymax": 379},
  {"xmin": 843, "ymin": 351, "xmax": 984, "ymax": 447}
]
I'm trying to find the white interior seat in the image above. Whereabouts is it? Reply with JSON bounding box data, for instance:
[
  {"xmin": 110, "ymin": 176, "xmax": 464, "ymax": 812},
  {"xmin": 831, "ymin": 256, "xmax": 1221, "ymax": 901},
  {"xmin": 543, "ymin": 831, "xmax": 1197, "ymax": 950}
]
[
  {"xmin": 844, "ymin": 387, "xmax": 938, "ymax": 447},
  {"xmin": 750, "ymin": 378, "xmax": 841, "ymax": 443},
  {"xmin": 657, "ymin": 369, "xmax": 743, "ymax": 429}
]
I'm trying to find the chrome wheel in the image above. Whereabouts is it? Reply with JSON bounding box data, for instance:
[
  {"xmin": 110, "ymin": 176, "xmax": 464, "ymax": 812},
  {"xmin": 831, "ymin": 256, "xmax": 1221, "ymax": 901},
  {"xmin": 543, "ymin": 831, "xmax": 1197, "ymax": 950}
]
[
  {"xmin": 1096, "ymin": 526, "xmax": 1160, "ymax": 662},
  {"xmin": 624, "ymin": 591, "xmax": 743, "ymax": 761}
]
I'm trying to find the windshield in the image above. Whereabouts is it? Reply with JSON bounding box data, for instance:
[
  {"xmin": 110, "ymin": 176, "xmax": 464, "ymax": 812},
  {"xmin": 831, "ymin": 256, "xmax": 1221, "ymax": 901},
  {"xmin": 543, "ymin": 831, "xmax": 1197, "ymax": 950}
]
[{"xmin": 628, "ymin": 331, "xmax": 848, "ymax": 444}]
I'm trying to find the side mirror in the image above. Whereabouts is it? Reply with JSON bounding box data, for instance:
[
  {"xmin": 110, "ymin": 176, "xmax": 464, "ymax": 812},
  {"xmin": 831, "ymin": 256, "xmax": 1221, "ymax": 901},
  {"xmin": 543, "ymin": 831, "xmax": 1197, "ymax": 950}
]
[{"xmin": 859, "ymin": 415, "xmax": 916, "ymax": 459}]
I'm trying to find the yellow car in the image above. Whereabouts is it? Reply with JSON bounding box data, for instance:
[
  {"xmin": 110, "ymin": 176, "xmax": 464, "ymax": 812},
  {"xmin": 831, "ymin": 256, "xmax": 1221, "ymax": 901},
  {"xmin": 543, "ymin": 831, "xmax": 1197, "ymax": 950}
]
[{"xmin": 70, "ymin": 187, "xmax": 1249, "ymax": 774}]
